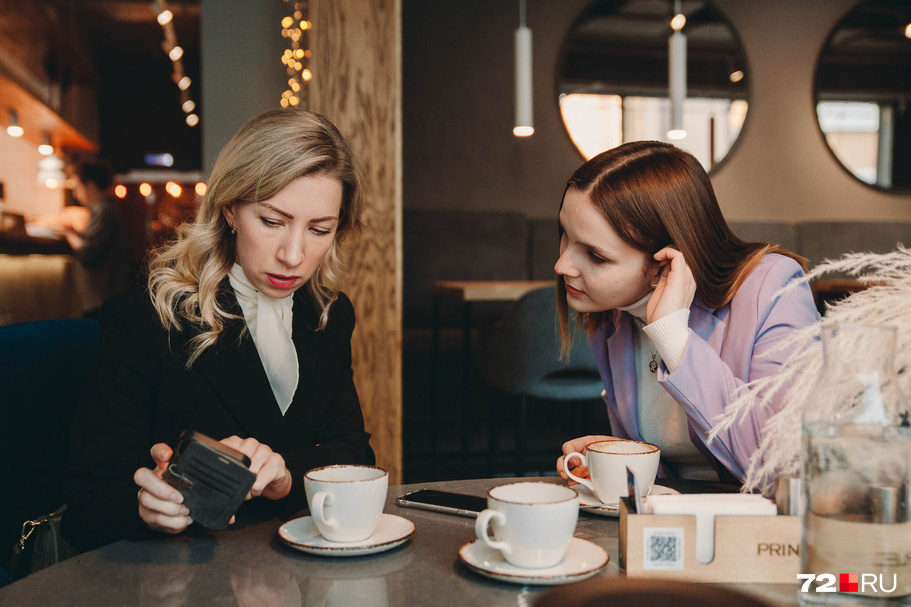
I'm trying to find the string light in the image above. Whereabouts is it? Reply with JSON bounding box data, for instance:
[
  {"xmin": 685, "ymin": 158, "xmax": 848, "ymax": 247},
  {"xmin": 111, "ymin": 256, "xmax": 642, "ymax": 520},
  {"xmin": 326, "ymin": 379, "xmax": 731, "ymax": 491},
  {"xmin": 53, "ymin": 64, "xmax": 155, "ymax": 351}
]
[
  {"xmin": 139, "ymin": 183, "xmax": 153, "ymax": 197},
  {"xmin": 195, "ymin": 182, "xmax": 207, "ymax": 197},
  {"xmin": 114, "ymin": 185, "xmax": 127, "ymax": 198},
  {"xmin": 280, "ymin": 0, "xmax": 310, "ymax": 108},
  {"xmin": 154, "ymin": 0, "xmax": 199, "ymax": 128}
]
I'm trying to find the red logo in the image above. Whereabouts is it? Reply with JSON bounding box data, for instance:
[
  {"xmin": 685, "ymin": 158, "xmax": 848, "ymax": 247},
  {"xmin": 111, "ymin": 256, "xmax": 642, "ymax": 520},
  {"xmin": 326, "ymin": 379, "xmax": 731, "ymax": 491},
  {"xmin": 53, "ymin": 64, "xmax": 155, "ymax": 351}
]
[{"xmin": 840, "ymin": 573, "xmax": 858, "ymax": 593}]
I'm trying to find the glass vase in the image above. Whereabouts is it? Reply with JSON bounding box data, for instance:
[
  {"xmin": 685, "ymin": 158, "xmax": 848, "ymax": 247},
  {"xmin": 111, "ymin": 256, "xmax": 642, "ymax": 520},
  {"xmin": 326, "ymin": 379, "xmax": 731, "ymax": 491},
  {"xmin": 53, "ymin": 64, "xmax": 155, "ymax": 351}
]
[{"xmin": 800, "ymin": 324, "xmax": 911, "ymax": 605}]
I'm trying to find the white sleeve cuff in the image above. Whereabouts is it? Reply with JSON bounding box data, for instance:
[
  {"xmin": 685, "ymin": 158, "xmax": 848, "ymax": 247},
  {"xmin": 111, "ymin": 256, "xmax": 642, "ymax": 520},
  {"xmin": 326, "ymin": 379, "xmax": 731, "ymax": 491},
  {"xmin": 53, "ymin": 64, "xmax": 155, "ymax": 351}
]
[{"xmin": 643, "ymin": 308, "xmax": 690, "ymax": 372}]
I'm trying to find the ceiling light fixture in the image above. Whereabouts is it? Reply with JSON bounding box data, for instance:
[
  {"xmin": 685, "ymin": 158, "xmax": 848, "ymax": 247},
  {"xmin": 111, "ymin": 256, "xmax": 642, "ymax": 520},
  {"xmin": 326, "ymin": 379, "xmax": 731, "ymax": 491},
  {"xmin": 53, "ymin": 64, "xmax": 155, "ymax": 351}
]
[
  {"xmin": 513, "ymin": 0, "xmax": 534, "ymax": 137},
  {"xmin": 37, "ymin": 154, "xmax": 67, "ymax": 188},
  {"xmin": 38, "ymin": 133, "xmax": 54, "ymax": 156},
  {"xmin": 667, "ymin": 0, "xmax": 687, "ymax": 140},
  {"xmin": 7, "ymin": 109, "xmax": 23, "ymax": 137}
]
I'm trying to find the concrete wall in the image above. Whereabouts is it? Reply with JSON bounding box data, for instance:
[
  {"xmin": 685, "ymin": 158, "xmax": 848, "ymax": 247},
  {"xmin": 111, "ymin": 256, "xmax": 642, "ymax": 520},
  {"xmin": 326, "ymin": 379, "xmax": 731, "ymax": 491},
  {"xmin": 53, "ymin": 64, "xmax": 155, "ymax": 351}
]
[
  {"xmin": 0, "ymin": 134, "xmax": 63, "ymax": 216},
  {"xmin": 200, "ymin": 0, "xmax": 287, "ymax": 173},
  {"xmin": 402, "ymin": 0, "xmax": 911, "ymax": 221}
]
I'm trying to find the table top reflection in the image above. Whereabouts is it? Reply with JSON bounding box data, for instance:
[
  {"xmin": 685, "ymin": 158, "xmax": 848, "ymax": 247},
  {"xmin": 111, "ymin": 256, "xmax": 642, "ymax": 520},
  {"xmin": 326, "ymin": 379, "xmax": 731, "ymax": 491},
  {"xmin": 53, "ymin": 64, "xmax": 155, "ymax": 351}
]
[{"xmin": 0, "ymin": 477, "xmax": 801, "ymax": 606}]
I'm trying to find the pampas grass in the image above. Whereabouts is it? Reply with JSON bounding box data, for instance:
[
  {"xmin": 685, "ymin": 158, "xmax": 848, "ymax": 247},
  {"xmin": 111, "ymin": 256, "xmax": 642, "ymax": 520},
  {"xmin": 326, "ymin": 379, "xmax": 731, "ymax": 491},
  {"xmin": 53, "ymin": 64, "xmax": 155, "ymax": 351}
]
[{"xmin": 710, "ymin": 247, "xmax": 911, "ymax": 493}]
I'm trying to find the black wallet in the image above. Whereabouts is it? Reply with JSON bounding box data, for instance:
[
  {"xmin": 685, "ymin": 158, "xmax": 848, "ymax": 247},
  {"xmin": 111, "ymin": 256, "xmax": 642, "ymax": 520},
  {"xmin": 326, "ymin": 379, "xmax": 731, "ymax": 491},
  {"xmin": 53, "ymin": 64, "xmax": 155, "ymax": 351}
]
[{"xmin": 162, "ymin": 430, "xmax": 257, "ymax": 530}]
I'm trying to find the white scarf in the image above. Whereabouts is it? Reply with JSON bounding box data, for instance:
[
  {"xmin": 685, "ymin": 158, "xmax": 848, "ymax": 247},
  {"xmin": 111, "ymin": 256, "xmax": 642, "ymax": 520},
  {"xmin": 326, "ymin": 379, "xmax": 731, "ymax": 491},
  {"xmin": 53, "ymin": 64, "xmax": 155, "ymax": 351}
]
[{"xmin": 227, "ymin": 264, "xmax": 299, "ymax": 415}]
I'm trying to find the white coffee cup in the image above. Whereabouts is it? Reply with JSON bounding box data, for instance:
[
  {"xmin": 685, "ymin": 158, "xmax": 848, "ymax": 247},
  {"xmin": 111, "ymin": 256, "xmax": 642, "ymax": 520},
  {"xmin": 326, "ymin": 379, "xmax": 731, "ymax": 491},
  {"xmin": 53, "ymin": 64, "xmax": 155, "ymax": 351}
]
[
  {"xmin": 563, "ymin": 439, "xmax": 660, "ymax": 505},
  {"xmin": 474, "ymin": 482, "xmax": 579, "ymax": 569},
  {"xmin": 304, "ymin": 465, "xmax": 388, "ymax": 542}
]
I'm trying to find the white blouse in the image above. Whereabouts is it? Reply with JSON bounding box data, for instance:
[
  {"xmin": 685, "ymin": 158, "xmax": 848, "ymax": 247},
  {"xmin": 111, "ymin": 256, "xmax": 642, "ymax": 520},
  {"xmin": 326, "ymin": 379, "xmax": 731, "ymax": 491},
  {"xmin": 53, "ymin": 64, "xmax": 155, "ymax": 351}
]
[{"xmin": 228, "ymin": 263, "xmax": 299, "ymax": 415}]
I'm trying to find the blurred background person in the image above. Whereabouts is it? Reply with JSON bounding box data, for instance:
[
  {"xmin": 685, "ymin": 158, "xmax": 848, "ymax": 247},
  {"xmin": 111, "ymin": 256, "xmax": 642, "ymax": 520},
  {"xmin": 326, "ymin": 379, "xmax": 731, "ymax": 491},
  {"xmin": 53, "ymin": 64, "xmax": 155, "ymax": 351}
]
[{"xmin": 57, "ymin": 158, "xmax": 130, "ymax": 317}]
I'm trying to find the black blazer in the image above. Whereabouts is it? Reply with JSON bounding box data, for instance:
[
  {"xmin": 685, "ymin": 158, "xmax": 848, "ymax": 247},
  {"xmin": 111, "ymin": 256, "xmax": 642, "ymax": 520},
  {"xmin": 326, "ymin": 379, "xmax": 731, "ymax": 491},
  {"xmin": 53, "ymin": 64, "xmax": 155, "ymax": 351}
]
[{"xmin": 62, "ymin": 285, "xmax": 374, "ymax": 551}]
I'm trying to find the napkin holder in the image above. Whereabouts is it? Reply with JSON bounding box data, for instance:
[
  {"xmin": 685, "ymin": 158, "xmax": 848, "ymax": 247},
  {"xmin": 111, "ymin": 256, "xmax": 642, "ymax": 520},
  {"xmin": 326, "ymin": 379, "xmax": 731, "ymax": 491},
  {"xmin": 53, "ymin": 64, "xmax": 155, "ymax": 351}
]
[{"xmin": 619, "ymin": 496, "xmax": 801, "ymax": 583}]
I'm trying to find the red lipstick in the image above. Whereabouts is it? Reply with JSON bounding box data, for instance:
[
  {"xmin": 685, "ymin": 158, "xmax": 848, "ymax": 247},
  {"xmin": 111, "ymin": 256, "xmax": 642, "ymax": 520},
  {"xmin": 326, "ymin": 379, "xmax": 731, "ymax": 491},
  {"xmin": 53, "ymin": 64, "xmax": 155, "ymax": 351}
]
[{"xmin": 267, "ymin": 274, "xmax": 298, "ymax": 289}]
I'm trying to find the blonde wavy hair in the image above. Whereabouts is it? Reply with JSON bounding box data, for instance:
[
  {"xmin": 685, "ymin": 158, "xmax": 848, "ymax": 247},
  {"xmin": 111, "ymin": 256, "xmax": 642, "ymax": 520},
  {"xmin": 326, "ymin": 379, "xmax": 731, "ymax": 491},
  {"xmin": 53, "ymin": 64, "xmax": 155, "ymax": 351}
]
[{"xmin": 147, "ymin": 108, "xmax": 364, "ymax": 367}]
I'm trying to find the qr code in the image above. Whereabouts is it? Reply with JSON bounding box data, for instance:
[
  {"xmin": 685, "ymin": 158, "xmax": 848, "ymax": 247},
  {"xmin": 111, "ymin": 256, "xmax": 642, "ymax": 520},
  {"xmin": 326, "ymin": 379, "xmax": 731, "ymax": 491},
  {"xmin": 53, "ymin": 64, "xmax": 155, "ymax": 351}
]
[
  {"xmin": 649, "ymin": 535, "xmax": 677, "ymax": 562},
  {"xmin": 642, "ymin": 528, "xmax": 684, "ymax": 570}
]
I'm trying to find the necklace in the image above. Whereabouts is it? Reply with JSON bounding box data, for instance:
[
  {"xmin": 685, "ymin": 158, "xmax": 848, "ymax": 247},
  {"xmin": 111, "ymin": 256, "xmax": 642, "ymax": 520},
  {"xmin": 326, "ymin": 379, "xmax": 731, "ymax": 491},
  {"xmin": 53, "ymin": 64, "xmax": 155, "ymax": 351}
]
[{"xmin": 649, "ymin": 352, "xmax": 659, "ymax": 373}]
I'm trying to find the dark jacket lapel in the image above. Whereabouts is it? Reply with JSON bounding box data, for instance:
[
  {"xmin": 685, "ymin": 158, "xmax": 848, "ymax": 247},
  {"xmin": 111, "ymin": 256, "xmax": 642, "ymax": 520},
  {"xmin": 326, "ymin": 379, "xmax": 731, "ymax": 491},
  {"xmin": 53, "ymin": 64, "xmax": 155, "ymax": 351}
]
[
  {"xmin": 194, "ymin": 285, "xmax": 286, "ymax": 442},
  {"xmin": 289, "ymin": 290, "xmax": 320, "ymax": 409}
]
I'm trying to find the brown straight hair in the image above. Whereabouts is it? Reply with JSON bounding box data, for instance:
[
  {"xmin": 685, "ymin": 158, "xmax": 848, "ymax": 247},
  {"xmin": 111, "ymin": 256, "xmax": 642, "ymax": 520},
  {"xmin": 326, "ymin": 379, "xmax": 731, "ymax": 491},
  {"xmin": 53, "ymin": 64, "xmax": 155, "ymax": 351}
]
[{"xmin": 556, "ymin": 141, "xmax": 806, "ymax": 351}]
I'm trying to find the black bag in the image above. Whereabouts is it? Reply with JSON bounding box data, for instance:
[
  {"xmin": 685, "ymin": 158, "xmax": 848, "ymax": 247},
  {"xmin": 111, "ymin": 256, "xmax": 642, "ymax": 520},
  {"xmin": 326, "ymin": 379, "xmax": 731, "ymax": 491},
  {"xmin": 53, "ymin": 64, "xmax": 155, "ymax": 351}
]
[{"xmin": 9, "ymin": 504, "xmax": 79, "ymax": 580}]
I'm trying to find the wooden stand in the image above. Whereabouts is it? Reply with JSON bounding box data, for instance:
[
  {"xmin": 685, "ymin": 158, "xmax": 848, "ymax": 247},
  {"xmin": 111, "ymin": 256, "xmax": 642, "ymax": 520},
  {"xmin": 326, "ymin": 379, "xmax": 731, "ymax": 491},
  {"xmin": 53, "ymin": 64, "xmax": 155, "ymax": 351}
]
[{"xmin": 619, "ymin": 497, "xmax": 801, "ymax": 584}]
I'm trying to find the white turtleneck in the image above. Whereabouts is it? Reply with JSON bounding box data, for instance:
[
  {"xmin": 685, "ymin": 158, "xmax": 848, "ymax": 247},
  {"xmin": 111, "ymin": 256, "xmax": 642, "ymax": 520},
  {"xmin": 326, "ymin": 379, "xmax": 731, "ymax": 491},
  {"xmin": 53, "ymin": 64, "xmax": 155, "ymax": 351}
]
[
  {"xmin": 618, "ymin": 292, "xmax": 717, "ymax": 479},
  {"xmin": 227, "ymin": 264, "xmax": 299, "ymax": 415}
]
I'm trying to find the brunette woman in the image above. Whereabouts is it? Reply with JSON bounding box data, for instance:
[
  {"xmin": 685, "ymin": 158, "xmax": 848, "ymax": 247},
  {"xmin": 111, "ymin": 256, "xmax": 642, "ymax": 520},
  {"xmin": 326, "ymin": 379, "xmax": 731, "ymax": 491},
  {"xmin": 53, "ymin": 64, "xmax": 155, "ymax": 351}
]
[{"xmin": 555, "ymin": 141, "xmax": 819, "ymax": 484}]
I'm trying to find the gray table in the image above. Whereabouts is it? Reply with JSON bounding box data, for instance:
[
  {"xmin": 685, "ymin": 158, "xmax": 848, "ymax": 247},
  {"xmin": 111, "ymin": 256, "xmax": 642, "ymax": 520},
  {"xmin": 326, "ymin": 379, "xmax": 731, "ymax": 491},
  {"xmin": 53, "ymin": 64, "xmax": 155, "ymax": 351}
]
[{"xmin": 0, "ymin": 478, "xmax": 801, "ymax": 606}]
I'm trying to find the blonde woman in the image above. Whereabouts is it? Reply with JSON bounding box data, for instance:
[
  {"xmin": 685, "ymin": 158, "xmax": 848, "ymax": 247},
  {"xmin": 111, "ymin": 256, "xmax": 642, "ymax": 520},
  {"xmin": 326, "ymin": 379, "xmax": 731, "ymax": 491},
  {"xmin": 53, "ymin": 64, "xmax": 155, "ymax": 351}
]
[{"xmin": 62, "ymin": 109, "xmax": 374, "ymax": 550}]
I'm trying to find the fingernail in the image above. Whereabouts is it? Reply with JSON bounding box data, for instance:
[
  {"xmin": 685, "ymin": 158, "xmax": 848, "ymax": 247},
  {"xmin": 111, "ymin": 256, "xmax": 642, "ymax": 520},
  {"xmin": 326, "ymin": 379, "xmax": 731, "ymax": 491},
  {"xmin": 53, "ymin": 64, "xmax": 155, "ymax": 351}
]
[
  {"xmin": 180, "ymin": 507, "xmax": 189, "ymax": 516},
  {"xmin": 171, "ymin": 493, "xmax": 183, "ymax": 504}
]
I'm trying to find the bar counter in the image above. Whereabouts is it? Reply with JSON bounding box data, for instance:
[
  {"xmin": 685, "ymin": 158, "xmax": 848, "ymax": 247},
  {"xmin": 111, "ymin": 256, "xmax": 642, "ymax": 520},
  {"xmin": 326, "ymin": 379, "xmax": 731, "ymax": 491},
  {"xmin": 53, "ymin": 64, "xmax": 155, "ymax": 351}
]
[{"xmin": 0, "ymin": 477, "xmax": 801, "ymax": 606}]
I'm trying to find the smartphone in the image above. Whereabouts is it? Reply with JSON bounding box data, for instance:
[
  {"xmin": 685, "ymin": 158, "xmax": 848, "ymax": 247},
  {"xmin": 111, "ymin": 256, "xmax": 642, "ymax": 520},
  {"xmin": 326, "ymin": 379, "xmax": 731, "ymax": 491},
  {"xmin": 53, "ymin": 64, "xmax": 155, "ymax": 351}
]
[{"xmin": 396, "ymin": 489, "xmax": 488, "ymax": 518}]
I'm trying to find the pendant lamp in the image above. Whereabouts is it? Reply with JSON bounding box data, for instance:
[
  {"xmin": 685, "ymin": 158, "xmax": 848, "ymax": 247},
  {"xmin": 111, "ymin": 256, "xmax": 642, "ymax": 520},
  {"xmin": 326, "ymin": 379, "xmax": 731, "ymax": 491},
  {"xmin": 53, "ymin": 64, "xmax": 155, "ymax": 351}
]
[
  {"xmin": 513, "ymin": 0, "xmax": 534, "ymax": 137},
  {"xmin": 667, "ymin": 1, "xmax": 687, "ymax": 140}
]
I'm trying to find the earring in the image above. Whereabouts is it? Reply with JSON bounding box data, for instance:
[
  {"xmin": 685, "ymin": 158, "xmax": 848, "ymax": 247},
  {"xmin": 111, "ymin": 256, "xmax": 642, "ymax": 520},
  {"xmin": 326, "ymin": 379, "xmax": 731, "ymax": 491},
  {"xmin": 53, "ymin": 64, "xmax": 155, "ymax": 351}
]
[
  {"xmin": 650, "ymin": 283, "xmax": 658, "ymax": 288},
  {"xmin": 230, "ymin": 225, "xmax": 236, "ymax": 235}
]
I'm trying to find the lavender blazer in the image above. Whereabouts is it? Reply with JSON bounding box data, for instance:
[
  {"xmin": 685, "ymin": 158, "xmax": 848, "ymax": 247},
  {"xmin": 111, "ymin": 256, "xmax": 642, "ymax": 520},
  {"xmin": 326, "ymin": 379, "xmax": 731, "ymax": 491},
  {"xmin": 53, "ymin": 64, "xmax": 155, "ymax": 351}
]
[{"xmin": 589, "ymin": 254, "xmax": 820, "ymax": 482}]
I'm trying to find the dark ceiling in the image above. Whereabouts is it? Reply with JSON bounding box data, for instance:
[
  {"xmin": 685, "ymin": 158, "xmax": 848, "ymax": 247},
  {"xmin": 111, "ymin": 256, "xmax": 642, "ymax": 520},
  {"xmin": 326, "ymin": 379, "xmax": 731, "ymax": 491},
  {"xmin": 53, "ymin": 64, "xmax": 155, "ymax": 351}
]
[{"xmin": 43, "ymin": 0, "xmax": 202, "ymax": 173}]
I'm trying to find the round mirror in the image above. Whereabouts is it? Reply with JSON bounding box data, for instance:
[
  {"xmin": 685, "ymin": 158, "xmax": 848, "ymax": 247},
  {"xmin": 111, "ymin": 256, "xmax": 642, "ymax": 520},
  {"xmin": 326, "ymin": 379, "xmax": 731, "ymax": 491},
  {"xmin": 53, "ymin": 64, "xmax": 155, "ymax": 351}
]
[
  {"xmin": 557, "ymin": 0, "xmax": 749, "ymax": 171},
  {"xmin": 815, "ymin": 0, "xmax": 911, "ymax": 192}
]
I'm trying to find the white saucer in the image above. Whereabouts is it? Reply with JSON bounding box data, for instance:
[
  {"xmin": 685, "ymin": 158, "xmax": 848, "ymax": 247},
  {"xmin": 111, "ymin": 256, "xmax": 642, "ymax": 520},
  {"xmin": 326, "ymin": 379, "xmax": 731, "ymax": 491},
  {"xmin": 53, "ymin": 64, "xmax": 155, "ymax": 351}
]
[
  {"xmin": 574, "ymin": 484, "xmax": 680, "ymax": 517},
  {"xmin": 279, "ymin": 513, "xmax": 414, "ymax": 557},
  {"xmin": 458, "ymin": 537, "xmax": 608, "ymax": 585}
]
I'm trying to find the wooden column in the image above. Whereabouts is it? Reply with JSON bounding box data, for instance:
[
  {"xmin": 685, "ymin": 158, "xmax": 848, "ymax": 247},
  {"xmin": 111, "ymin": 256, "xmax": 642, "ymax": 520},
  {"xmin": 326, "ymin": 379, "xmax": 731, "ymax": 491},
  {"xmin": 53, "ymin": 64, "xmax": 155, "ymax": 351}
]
[{"xmin": 309, "ymin": 0, "xmax": 403, "ymax": 483}]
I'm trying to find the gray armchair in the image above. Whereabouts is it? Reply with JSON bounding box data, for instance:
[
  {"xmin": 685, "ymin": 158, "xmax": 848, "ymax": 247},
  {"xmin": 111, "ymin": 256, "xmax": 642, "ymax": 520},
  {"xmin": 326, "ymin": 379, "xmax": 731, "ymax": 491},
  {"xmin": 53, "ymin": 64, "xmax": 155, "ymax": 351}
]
[{"xmin": 477, "ymin": 286, "xmax": 603, "ymax": 476}]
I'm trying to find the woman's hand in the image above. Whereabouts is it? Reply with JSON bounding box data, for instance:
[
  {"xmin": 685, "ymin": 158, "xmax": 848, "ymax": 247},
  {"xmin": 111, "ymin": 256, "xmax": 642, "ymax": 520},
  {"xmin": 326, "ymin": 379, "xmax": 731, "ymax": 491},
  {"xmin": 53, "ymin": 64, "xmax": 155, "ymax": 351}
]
[
  {"xmin": 219, "ymin": 436, "xmax": 293, "ymax": 501},
  {"xmin": 134, "ymin": 443, "xmax": 193, "ymax": 534},
  {"xmin": 646, "ymin": 247, "xmax": 696, "ymax": 325},
  {"xmin": 557, "ymin": 435, "xmax": 617, "ymax": 482}
]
